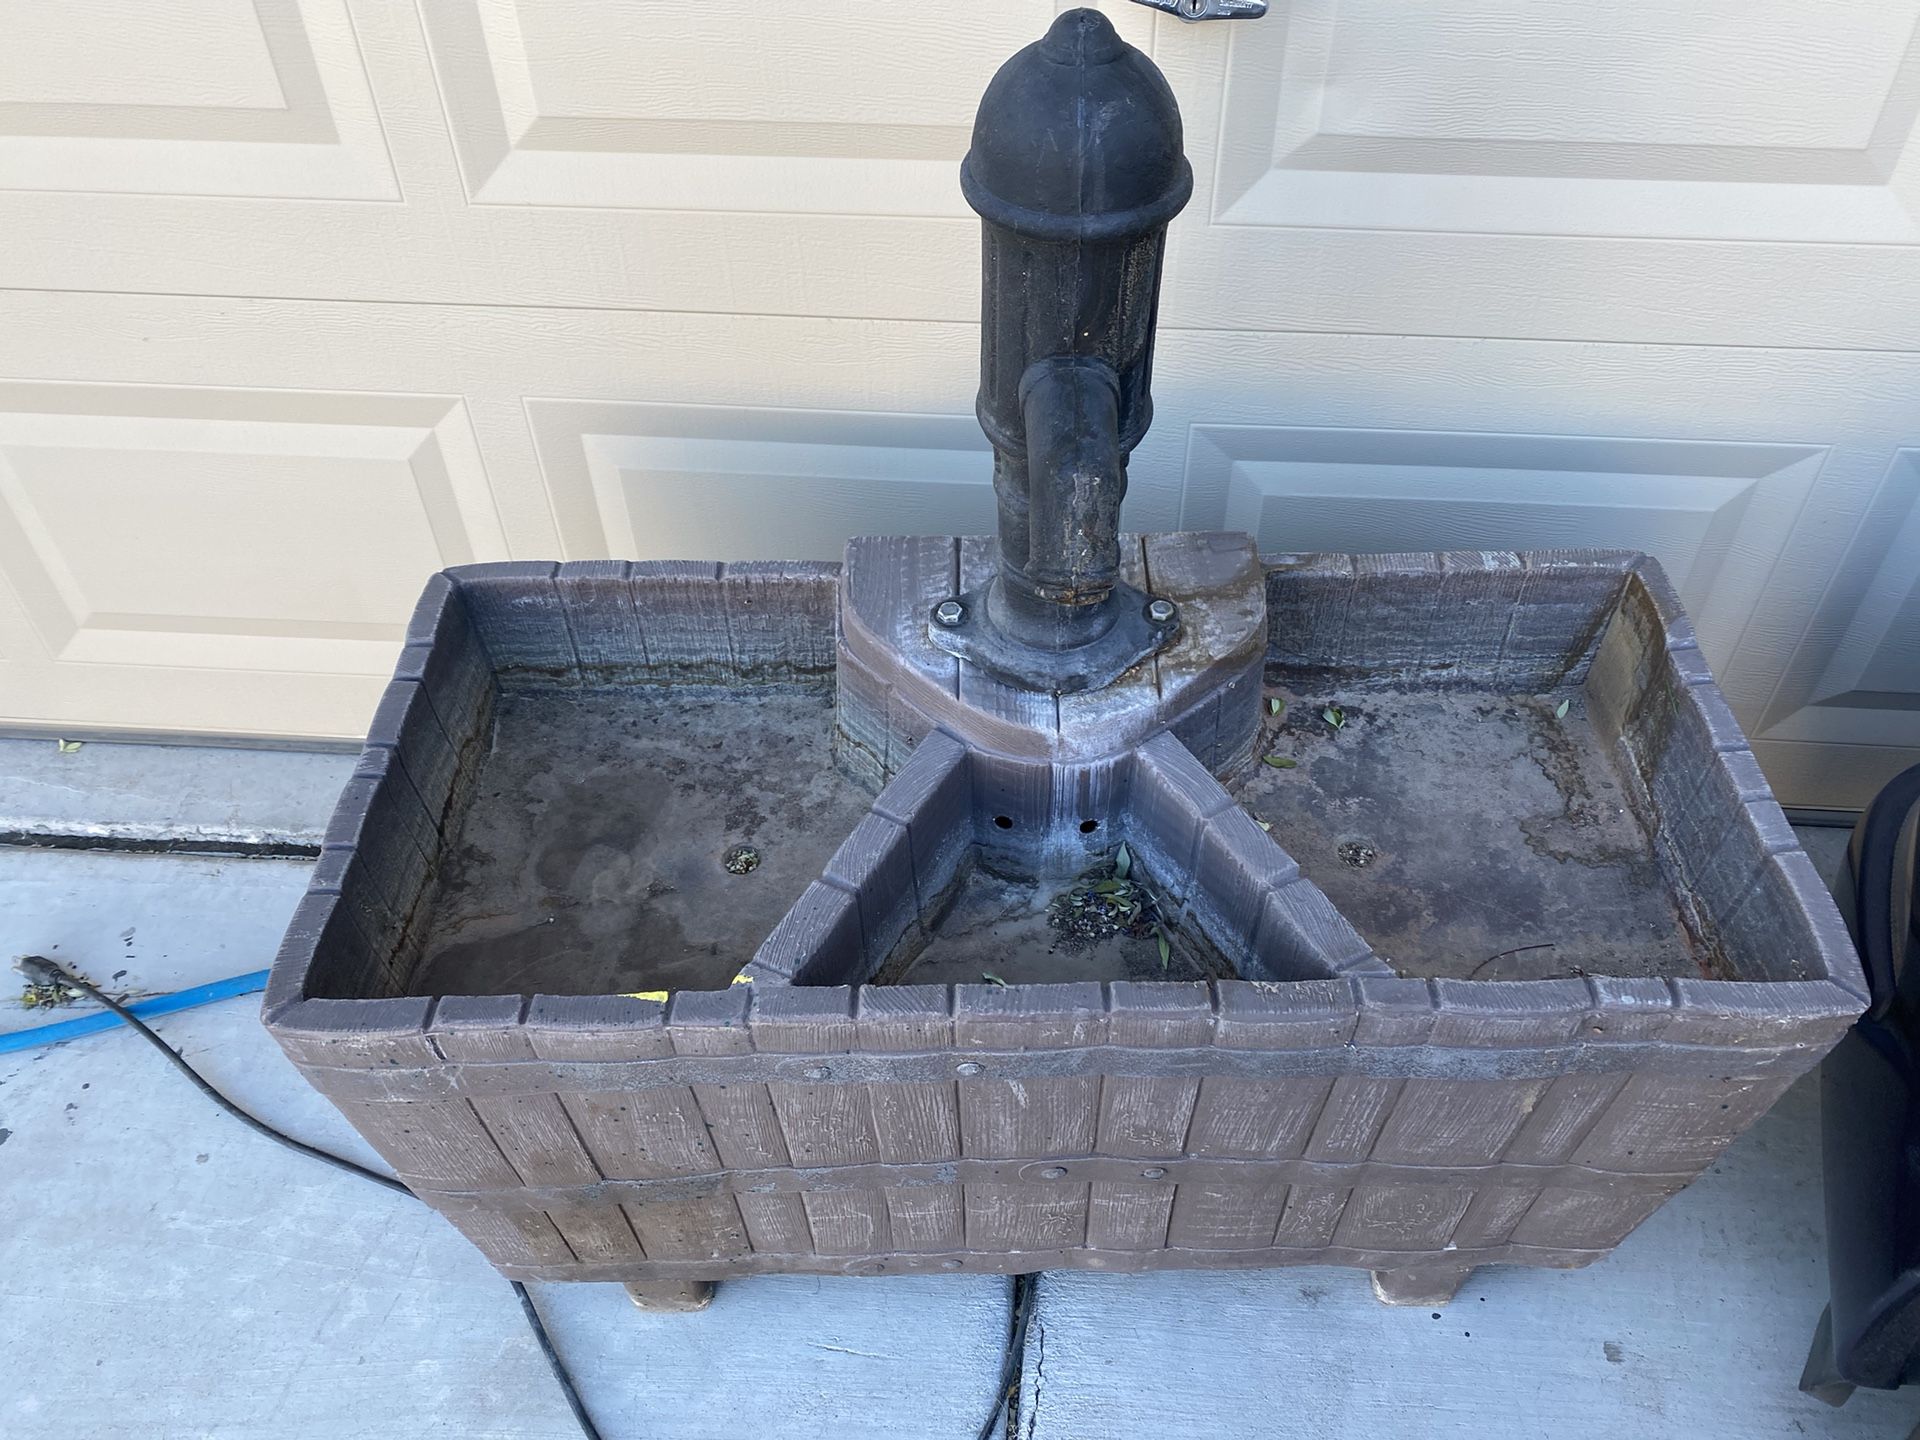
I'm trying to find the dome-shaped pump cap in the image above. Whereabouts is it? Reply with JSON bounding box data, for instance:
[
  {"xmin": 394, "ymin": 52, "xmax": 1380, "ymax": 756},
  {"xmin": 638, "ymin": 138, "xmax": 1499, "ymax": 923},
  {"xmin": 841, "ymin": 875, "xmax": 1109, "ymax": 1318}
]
[{"xmin": 961, "ymin": 8, "xmax": 1192, "ymax": 244}]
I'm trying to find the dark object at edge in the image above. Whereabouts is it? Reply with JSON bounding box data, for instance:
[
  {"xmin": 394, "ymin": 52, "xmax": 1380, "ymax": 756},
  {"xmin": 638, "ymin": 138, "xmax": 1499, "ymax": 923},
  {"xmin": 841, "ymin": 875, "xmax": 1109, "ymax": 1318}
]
[{"xmin": 1802, "ymin": 762, "xmax": 1920, "ymax": 1403}]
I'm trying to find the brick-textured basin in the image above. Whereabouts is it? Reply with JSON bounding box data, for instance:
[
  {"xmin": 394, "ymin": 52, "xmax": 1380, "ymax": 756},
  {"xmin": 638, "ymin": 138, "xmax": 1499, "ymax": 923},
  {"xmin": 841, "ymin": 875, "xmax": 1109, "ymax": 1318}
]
[{"xmin": 265, "ymin": 548, "xmax": 1866, "ymax": 1305}]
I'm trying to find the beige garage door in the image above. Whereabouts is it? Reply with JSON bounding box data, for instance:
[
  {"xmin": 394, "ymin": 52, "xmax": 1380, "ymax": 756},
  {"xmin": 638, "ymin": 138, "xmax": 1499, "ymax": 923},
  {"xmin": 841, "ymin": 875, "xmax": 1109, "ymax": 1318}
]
[{"xmin": 2, "ymin": 0, "xmax": 1918, "ymax": 809}]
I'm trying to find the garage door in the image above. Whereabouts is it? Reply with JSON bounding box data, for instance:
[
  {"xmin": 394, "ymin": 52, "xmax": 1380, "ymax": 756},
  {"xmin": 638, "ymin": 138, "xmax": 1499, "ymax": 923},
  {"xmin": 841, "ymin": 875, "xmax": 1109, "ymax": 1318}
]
[{"xmin": 2, "ymin": 0, "xmax": 1916, "ymax": 808}]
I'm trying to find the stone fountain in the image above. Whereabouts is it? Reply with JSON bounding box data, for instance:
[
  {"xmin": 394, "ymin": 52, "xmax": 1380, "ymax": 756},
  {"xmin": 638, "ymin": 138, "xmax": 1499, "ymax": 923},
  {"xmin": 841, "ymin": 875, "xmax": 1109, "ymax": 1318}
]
[{"xmin": 266, "ymin": 10, "xmax": 1864, "ymax": 1313}]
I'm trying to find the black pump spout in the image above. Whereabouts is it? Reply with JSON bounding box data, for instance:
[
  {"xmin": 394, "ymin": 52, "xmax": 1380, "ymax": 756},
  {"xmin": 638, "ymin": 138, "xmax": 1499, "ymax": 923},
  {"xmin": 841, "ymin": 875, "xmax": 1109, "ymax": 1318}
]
[{"xmin": 928, "ymin": 8, "xmax": 1192, "ymax": 694}]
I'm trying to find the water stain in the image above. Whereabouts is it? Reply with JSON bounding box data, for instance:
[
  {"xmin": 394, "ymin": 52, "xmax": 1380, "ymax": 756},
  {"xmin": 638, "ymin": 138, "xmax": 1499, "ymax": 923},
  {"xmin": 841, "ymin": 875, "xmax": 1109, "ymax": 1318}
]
[
  {"xmin": 1240, "ymin": 681, "xmax": 1711, "ymax": 981},
  {"xmin": 404, "ymin": 684, "xmax": 872, "ymax": 998}
]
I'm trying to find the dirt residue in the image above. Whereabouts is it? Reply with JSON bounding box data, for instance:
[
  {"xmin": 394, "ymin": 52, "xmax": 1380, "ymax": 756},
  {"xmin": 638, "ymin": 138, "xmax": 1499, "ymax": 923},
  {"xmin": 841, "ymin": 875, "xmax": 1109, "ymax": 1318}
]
[
  {"xmin": 407, "ymin": 682, "xmax": 871, "ymax": 998},
  {"xmin": 1238, "ymin": 679, "xmax": 1712, "ymax": 982}
]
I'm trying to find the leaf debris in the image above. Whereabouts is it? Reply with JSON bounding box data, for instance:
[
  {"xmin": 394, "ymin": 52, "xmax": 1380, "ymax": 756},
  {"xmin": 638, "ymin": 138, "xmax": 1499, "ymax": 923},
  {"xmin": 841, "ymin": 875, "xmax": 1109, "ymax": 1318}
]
[{"xmin": 1047, "ymin": 857, "xmax": 1161, "ymax": 951}]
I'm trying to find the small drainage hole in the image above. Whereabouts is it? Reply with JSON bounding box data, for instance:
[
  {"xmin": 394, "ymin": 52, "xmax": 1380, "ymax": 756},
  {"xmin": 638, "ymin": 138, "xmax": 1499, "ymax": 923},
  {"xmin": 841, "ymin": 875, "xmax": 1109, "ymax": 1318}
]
[
  {"xmin": 993, "ymin": 815, "xmax": 1014, "ymax": 830},
  {"xmin": 1079, "ymin": 819, "xmax": 1099, "ymax": 834}
]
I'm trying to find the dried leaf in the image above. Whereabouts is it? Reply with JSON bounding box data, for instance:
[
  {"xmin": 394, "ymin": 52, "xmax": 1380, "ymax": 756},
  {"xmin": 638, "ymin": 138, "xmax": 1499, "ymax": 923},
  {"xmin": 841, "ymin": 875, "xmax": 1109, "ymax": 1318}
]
[
  {"xmin": 1255, "ymin": 817, "xmax": 1273, "ymax": 831},
  {"xmin": 56, "ymin": 739, "xmax": 83, "ymax": 754},
  {"xmin": 1321, "ymin": 706, "xmax": 1345, "ymax": 730},
  {"xmin": 1555, "ymin": 698, "xmax": 1572, "ymax": 720},
  {"xmin": 1094, "ymin": 879, "xmax": 1125, "ymax": 894},
  {"xmin": 1263, "ymin": 755, "xmax": 1297, "ymax": 769},
  {"xmin": 1114, "ymin": 842, "xmax": 1131, "ymax": 880},
  {"xmin": 1157, "ymin": 929, "xmax": 1172, "ymax": 969},
  {"xmin": 982, "ymin": 971, "xmax": 1008, "ymax": 988},
  {"xmin": 1268, "ymin": 697, "xmax": 1284, "ymax": 716}
]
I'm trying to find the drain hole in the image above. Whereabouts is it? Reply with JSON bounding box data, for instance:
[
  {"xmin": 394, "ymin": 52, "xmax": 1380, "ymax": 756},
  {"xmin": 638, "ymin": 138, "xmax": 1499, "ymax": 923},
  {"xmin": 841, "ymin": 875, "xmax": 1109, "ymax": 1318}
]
[
  {"xmin": 993, "ymin": 815, "xmax": 1014, "ymax": 830},
  {"xmin": 1079, "ymin": 819, "xmax": 1099, "ymax": 834}
]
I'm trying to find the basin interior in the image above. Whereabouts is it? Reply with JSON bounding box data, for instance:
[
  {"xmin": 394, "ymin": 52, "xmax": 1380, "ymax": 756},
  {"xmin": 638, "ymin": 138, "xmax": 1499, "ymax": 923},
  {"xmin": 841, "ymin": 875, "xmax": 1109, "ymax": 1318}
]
[
  {"xmin": 1236, "ymin": 682, "xmax": 1706, "ymax": 982},
  {"xmin": 874, "ymin": 852, "xmax": 1239, "ymax": 989},
  {"xmin": 303, "ymin": 553, "xmax": 1813, "ymax": 1006},
  {"xmin": 408, "ymin": 680, "xmax": 872, "ymax": 998}
]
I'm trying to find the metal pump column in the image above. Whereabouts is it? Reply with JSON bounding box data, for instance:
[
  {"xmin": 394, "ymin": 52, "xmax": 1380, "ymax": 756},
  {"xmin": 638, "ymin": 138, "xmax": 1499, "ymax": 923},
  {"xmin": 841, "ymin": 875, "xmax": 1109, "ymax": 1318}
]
[{"xmin": 927, "ymin": 7, "xmax": 1192, "ymax": 694}]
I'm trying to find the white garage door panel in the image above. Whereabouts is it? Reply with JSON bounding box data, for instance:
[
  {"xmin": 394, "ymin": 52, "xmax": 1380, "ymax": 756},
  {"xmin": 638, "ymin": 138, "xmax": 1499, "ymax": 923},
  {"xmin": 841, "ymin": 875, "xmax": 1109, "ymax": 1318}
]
[
  {"xmin": 0, "ymin": 2, "xmax": 1914, "ymax": 351},
  {"xmin": 528, "ymin": 401, "xmax": 997, "ymax": 562},
  {"xmin": 1210, "ymin": 0, "xmax": 1920, "ymax": 242},
  {"xmin": 424, "ymin": 0, "xmax": 1036, "ymax": 213},
  {"xmin": 0, "ymin": 0, "xmax": 397, "ymax": 199},
  {"xmin": 1, "ymin": 0, "xmax": 1917, "ymax": 804},
  {"xmin": 1195, "ymin": 428, "xmax": 1820, "ymax": 659},
  {"xmin": 1752, "ymin": 448, "xmax": 1920, "ymax": 806},
  {"xmin": 3, "ymin": 0, "xmax": 284, "ymax": 108},
  {"xmin": 0, "ymin": 381, "xmax": 498, "ymax": 737},
  {"xmin": 1313, "ymin": 6, "xmax": 1907, "ymax": 148},
  {"xmin": 1159, "ymin": 1, "xmax": 1920, "ymax": 341}
]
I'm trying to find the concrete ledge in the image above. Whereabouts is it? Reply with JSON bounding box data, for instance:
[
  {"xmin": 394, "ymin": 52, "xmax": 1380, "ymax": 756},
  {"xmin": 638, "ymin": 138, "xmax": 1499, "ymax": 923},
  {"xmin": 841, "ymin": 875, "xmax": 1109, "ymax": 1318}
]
[{"xmin": 0, "ymin": 736, "xmax": 351, "ymax": 852}]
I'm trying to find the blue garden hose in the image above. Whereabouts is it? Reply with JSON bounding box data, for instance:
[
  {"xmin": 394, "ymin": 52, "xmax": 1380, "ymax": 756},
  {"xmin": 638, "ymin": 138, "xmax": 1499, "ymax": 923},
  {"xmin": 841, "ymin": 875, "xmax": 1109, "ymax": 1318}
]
[{"xmin": 0, "ymin": 969, "xmax": 269, "ymax": 1055}]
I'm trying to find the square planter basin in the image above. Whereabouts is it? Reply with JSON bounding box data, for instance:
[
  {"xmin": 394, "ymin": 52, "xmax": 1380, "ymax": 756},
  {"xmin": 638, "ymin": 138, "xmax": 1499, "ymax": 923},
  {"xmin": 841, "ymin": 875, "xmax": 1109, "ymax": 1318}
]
[{"xmin": 265, "ymin": 547, "xmax": 1864, "ymax": 1307}]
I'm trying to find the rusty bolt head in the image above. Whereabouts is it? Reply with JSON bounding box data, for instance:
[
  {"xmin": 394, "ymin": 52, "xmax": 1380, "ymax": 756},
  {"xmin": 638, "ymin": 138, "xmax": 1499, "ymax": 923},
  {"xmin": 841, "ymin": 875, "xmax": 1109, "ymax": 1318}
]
[
  {"xmin": 934, "ymin": 598, "xmax": 967, "ymax": 628},
  {"xmin": 1146, "ymin": 597, "xmax": 1177, "ymax": 624}
]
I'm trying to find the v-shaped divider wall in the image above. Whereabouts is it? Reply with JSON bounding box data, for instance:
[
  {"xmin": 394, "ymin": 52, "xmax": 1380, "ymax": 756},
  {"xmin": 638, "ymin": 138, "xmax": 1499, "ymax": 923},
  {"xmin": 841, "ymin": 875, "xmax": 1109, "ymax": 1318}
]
[
  {"xmin": 264, "ymin": 546, "xmax": 1869, "ymax": 1304},
  {"xmin": 741, "ymin": 728, "xmax": 1388, "ymax": 989}
]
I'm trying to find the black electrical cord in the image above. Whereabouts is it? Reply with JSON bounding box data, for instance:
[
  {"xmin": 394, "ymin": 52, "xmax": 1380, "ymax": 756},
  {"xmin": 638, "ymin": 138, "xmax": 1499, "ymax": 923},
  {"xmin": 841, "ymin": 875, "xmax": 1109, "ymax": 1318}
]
[
  {"xmin": 20, "ymin": 953, "xmax": 1037, "ymax": 1439},
  {"xmin": 18, "ymin": 956, "xmax": 411, "ymax": 1197},
  {"xmin": 15, "ymin": 956, "xmax": 602, "ymax": 1440},
  {"xmin": 975, "ymin": 1272, "xmax": 1037, "ymax": 1440},
  {"xmin": 510, "ymin": 1276, "xmax": 605, "ymax": 1440}
]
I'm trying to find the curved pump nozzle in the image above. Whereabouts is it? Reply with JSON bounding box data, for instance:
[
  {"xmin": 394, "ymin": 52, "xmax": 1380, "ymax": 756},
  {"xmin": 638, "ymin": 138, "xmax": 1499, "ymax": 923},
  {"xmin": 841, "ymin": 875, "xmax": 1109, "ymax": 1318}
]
[
  {"xmin": 927, "ymin": 9, "xmax": 1191, "ymax": 694},
  {"xmin": 990, "ymin": 357, "xmax": 1125, "ymax": 644}
]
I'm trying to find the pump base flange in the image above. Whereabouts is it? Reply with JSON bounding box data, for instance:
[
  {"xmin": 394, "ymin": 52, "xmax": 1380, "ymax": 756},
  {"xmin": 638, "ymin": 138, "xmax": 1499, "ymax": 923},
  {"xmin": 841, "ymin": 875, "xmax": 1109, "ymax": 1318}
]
[{"xmin": 926, "ymin": 578, "xmax": 1177, "ymax": 694}]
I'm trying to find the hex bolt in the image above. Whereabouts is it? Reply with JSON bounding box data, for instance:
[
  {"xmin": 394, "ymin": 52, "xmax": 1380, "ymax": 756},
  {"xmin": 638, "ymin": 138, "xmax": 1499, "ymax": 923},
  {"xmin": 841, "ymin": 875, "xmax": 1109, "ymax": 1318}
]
[
  {"xmin": 934, "ymin": 599, "xmax": 967, "ymax": 628},
  {"xmin": 801, "ymin": 1065, "xmax": 830, "ymax": 1081},
  {"xmin": 955, "ymin": 1061, "xmax": 984, "ymax": 1076},
  {"xmin": 1146, "ymin": 597, "xmax": 1177, "ymax": 625},
  {"xmin": 1139, "ymin": 1166, "xmax": 1168, "ymax": 1180},
  {"xmin": 1039, "ymin": 1166, "xmax": 1069, "ymax": 1180}
]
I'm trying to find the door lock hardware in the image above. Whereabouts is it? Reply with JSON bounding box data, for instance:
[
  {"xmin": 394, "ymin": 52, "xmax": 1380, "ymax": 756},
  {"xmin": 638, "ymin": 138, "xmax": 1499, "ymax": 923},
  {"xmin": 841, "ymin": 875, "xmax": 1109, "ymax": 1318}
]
[{"xmin": 1129, "ymin": 0, "xmax": 1268, "ymax": 22}]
